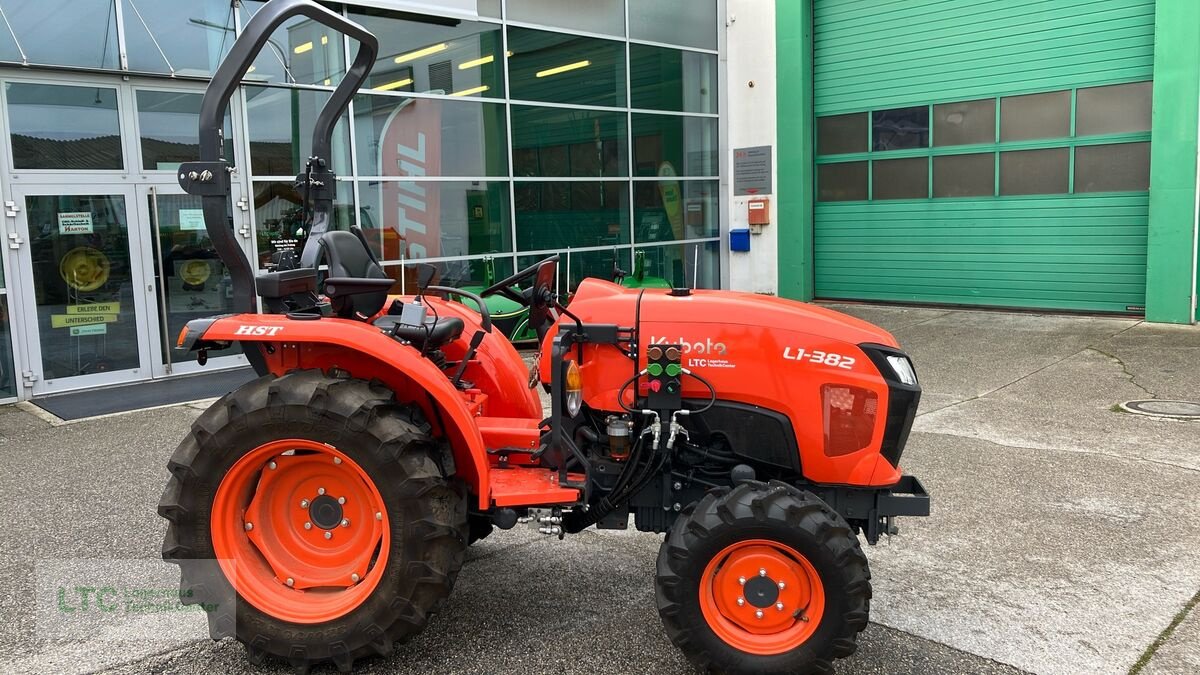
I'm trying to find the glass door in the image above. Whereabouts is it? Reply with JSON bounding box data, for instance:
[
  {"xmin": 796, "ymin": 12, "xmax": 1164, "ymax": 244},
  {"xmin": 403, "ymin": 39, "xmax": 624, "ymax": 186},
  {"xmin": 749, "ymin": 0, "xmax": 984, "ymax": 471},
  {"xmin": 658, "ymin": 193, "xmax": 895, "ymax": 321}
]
[
  {"xmin": 138, "ymin": 183, "xmax": 249, "ymax": 376},
  {"xmin": 10, "ymin": 185, "xmax": 154, "ymax": 395}
]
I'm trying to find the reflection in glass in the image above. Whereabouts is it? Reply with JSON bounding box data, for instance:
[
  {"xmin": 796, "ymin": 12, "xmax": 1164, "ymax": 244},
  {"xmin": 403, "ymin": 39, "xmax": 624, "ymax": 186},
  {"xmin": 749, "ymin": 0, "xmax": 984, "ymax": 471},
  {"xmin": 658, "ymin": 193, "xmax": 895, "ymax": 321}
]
[
  {"xmin": 515, "ymin": 181, "xmax": 629, "ymax": 250},
  {"xmin": 629, "ymin": 0, "xmax": 718, "ymax": 51},
  {"xmin": 518, "ymin": 248, "xmax": 632, "ymax": 295},
  {"xmin": 123, "ymin": 0, "xmax": 235, "ymax": 75},
  {"xmin": 349, "ymin": 6, "xmax": 503, "ymax": 98},
  {"xmin": 1000, "ymin": 90, "xmax": 1070, "ymax": 142},
  {"xmin": 817, "ymin": 162, "xmax": 868, "ymax": 202},
  {"xmin": 872, "ymin": 106, "xmax": 929, "ymax": 151},
  {"xmin": 633, "ymin": 114, "xmax": 718, "ymax": 177},
  {"xmin": 136, "ymin": 90, "xmax": 234, "ymax": 171},
  {"xmin": 635, "ymin": 241, "xmax": 720, "ymax": 289},
  {"xmin": 933, "ymin": 153, "xmax": 995, "ymax": 198},
  {"xmin": 6, "ymin": 83, "xmax": 122, "ymax": 170},
  {"xmin": 508, "ymin": 28, "xmax": 625, "ymax": 107},
  {"xmin": 1076, "ymin": 82, "xmax": 1152, "ymax": 137},
  {"xmin": 245, "ymin": 86, "xmax": 351, "ymax": 176},
  {"xmin": 817, "ymin": 113, "xmax": 868, "ymax": 155},
  {"xmin": 252, "ymin": 181, "xmax": 355, "ymax": 268},
  {"xmin": 507, "ymin": 0, "xmax": 624, "ymax": 36},
  {"xmin": 0, "ymin": 1, "xmax": 119, "ymax": 69},
  {"xmin": 25, "ymin": 194, "xmax": 139, "ymax": 379},
  {"xmin": 242, "ymin": 0, "xmax": 345, "ymax": 85},
  {"xmin": 0, "ymin": 296, "xmax": 13, "ymax": 398},
  {"xmin": 634, "ymin": 180, "xmax": 719, "ymax": 242},
  {"xmin": 357, "ymin": 180, "xmax": 511, "ymax": 262},
  {"xmin": 381, "ymin": 256, "xmax": 515, "ymax": 296},
  {"xmin": 1074, "ymin": 142, "xmax": 1150, "ymax": 193},
  {"xmin": 933, "ymin": 99, "xmax": 995, "ymax": 147},
  {"xmin": 872, "ymin": 157, "xmax": 927, "ymax": 200},
  {"xmin": 629, "ymin": 44, "xmax": 717, "ymax": 114},
  {"xmin": 148, "ymin": 192, "xmax": 239, "ymax": 364},
  {"xmin": 999, "ymin": 148, "xmax": 1069, "ymax": 195},
  {"xmin": 354, "ymin": 94, "xmax": 507, "ymax": 177},
  {"xmin": 511, "ymin": 106, "xmax": 627, "ymax": 178}
]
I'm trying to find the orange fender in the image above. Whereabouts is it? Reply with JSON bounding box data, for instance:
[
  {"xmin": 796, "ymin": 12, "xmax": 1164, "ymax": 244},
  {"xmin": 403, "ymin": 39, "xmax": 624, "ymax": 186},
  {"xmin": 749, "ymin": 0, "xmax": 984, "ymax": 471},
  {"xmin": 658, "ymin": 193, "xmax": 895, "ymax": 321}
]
[{"xmin": 190, "ymin": 313, "xmax": 492, "ymax": 508}]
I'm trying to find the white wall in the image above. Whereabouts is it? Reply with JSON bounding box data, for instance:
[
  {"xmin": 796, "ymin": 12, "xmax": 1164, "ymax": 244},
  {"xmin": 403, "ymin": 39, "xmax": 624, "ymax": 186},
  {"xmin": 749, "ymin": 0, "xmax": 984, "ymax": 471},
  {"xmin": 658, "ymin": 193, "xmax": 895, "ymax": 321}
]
[{"xmin": 724, "ymin": 0, "xmax": 778, "ymax": 294}]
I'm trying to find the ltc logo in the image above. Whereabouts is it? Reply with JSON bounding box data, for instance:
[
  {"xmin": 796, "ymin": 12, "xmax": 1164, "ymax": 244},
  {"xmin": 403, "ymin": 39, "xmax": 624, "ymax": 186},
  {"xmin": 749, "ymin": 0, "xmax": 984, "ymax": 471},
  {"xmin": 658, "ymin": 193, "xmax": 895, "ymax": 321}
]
[{"xmin": 234, "ymin": 325, "xmax": 284, "ymax": 337}]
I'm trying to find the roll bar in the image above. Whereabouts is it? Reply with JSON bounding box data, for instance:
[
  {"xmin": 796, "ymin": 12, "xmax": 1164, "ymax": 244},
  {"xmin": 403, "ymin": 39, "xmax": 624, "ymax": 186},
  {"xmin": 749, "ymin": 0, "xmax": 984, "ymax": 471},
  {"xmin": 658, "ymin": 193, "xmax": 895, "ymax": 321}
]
[{"xmin": 178, "ymin": 0, "xmax": 379, "ymax": 317}]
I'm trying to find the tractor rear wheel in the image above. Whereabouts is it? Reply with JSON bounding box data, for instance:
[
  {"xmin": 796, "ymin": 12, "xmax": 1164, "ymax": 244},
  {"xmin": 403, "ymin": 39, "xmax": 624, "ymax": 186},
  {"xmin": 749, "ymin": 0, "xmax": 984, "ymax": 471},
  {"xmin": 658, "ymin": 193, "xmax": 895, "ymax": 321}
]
[
  {"xmin": 655, "ymin": 481, "xmax": 871, "ymax": 675},
  {"xmin": 158, "ymin": 369, "xmax": 467, "ymax": 672}
]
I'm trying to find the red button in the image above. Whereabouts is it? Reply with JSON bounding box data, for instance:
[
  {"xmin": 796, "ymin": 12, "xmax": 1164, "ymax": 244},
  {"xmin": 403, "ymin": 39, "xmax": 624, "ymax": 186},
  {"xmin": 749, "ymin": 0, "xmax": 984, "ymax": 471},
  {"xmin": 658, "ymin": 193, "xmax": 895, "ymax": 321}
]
[{"xmin": 649, "ymin": 380, "xmax": 662, "ymax": 392}]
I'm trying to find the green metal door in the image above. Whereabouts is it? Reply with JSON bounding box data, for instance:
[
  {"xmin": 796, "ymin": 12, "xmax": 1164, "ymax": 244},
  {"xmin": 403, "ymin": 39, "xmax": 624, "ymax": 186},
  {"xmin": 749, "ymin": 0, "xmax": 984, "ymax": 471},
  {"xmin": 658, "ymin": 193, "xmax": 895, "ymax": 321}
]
[{"xmin": 812, "ymin": 0, "xmax": 1156, "ymax": 313}]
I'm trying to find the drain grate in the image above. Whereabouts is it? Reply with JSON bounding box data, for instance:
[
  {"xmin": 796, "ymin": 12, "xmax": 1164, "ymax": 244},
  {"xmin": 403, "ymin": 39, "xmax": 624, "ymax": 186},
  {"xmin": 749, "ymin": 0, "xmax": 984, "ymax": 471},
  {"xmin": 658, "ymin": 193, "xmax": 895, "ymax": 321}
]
[{"xmin": 1119, "ymin": 400, "xmax": 1200, "ymax": 419}]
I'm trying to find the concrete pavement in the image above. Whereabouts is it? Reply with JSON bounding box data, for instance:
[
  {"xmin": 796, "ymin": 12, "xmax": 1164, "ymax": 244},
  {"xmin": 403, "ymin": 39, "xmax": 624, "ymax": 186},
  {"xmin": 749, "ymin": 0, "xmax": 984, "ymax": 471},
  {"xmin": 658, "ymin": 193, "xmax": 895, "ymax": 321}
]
[{"xmin": 0, "ymin": 303, "xmax": 1196, "ymax": 674}]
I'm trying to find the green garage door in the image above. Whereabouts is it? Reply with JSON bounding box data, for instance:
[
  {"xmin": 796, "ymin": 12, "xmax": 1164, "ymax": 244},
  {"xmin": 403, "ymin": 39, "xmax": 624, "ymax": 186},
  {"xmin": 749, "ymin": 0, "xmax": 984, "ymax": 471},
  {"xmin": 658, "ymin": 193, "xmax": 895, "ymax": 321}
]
[{"xmin": 812, "ymin": 0, "xmax": 1155, "ymax": 313}]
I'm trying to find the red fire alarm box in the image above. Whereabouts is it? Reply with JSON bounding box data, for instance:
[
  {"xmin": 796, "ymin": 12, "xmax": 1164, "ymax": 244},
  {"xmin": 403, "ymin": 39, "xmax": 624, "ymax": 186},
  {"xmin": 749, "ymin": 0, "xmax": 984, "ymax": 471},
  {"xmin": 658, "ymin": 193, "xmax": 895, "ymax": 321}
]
[{"xmin": 747, "ymin": 197, "xmax": 770, "ymax": 225}]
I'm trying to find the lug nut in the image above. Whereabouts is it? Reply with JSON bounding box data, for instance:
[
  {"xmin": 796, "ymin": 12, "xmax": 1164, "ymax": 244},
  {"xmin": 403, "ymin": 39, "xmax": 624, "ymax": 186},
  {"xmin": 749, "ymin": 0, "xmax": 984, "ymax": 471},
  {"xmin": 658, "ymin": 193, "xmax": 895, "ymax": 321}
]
[
  {"xmin": 304, "ymin": 522, "xmax": 312, "ymax": 530},
  {"xmin": 317, "ymin": 487, "xmax": 326, "ymax": 495},
  {"xmin": 736, "ymin": 597, "xmax": 745, "ymax": 606},
  {"xmin": 738, "ymin": 576, "xmax": 746, "ymax": 586},
  {"xmin": 333, "ymin": 457, "xmax": 342, "ymax": 465},
  {"xmin": 341, "ymin": 519, "xmax": 350, "ymax": 528},
  {"xmin": 285, "ymin": 578, "xmax": 294, "ymax": 587},
  {"xmin": 338, "ymin": 497, "xmax": 346, "ymax": 505},
  {"xmin": 351, "ymin": 573, "xmax": 359, "ymax": 583},
  {"xmin": 244, "ymin": 522, "xmax": 253, "ymax": 531},
  {"xmin": 778, "ymin": 581, "xmax": 786, "ymax": 590},
  {"xmin": 776, "ymin": 602, "xmax": 784, "ymax": 611},
  {"xmin": 755, "ymin": 610, "xmax": 764, "ymax": 619},
  {"xmin": 375, "ymin": 512, "xmax": 383, "ymax": 521},
  {"xmin": 759, "ymin": 568, "xmax": 767, "ymax": 577},
  {"xmin": 300, "ymin": 499, "xmax": 309, "ymax": 508},
  {"xmin": 324, "ymin": 531, "xmax": 332, "ymax": 540},
  {"xmin": 267, "ymin": 461, "xmax": 277, "ymax": 470}
]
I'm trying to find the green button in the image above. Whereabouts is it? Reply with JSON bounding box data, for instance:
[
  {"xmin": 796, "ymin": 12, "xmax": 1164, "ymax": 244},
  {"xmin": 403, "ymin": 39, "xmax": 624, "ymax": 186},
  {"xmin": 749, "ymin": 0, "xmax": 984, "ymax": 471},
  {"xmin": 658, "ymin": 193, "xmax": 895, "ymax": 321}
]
[
  {"xmin": 665, "ymin": 363, "xmax": 682, "ymax": 377},
  {"xmin": 647, "ymin": 363, "xmax": 663, "ymax": 376}
]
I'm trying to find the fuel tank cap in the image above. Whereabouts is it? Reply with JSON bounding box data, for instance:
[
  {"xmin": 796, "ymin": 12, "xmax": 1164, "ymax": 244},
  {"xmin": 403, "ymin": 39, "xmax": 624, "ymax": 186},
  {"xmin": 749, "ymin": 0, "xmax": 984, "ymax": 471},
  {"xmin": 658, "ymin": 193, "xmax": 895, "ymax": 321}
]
[{"xmin": 669, "ymin": 287, "xmax": 692, "ymax": 297}]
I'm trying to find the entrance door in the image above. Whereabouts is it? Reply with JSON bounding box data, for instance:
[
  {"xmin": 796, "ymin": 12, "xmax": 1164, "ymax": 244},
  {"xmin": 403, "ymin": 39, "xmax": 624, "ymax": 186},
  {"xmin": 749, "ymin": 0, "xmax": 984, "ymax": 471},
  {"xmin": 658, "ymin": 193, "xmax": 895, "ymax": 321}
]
[
  {"xmin": 9, "ymin": 185, "xmax": 154, "ymax": 395},
  {"xmin": 137, "ymin": 183, "xmax": 250, "ymax": 377}
]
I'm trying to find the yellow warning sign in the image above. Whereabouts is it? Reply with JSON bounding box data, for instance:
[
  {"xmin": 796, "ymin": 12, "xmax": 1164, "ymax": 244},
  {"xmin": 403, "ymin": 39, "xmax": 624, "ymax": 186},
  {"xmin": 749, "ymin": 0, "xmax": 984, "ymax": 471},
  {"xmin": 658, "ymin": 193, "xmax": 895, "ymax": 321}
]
[
  {"xmin": 51, "ymin": 314, "xmax": 119, "ymax": 329},
  {"xmin": 66, "ymin": 302, "xmax": 121, "ymax": 315}
]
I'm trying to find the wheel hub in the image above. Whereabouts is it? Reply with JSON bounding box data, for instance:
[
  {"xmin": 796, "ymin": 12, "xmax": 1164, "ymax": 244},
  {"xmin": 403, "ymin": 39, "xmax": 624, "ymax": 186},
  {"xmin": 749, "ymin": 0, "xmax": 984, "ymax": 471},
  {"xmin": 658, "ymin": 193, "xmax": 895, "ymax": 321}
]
[
  {"xmin": 743, "ymin": 575, "xmax": 780, "ymax": 608},
  {"xmin": 308, "ymin": 494, "xmax": 343, "ymax": 530}
]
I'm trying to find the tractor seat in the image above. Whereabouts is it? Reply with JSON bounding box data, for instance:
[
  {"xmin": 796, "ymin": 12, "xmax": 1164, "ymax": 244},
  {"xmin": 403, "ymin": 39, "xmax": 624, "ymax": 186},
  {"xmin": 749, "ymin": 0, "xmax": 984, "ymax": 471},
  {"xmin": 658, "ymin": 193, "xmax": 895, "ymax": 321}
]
[{"xmin": 375, "ymin": 314, "xmax": 464, "ymax": 351}]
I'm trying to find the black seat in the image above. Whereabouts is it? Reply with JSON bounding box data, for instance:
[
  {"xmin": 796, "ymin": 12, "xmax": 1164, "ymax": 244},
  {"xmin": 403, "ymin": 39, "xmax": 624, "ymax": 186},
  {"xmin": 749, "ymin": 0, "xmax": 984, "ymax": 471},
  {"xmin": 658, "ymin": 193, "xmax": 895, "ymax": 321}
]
[
  {"xmin": 375, "ymin": 314, "xmax": 464, "ymax": 351},
  {"xmin": 320, "ymin": 229, "xmax": 391, "ymax": 319}
]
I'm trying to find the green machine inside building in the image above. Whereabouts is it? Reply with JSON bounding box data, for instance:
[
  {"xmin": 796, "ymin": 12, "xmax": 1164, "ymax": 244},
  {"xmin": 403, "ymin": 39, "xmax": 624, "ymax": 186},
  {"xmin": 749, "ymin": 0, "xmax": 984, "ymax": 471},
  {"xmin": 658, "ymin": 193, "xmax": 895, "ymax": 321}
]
[{"xmin": 809, "ymin": 0, "xmax": 1157, "ymax": 314}]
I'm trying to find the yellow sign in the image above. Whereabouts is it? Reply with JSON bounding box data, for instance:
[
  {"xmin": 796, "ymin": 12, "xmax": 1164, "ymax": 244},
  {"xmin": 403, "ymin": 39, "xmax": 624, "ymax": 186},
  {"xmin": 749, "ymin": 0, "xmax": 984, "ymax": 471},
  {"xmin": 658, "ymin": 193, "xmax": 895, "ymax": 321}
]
[
  {"xmin": 66, "ymin": 302, "xmax": 121, "ymax": 315},
  {"xmin": 51, "ymin": 314, "xmax": 119, "ymax": 329}
]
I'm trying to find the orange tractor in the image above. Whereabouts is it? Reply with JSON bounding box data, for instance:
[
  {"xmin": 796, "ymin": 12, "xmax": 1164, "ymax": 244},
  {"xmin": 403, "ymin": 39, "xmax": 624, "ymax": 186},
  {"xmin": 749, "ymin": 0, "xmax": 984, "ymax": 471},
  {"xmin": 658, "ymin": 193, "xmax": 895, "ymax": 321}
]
[{"xmin": 159, "ymin": 3, "xmax": 929, "ymax": 673}]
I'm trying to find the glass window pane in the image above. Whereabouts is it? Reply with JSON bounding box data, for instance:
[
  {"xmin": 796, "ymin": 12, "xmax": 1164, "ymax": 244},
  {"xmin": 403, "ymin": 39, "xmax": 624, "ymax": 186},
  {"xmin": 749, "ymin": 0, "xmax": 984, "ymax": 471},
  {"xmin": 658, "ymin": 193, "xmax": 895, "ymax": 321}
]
[
  {"xmin": 384, "ymin": 256, "xmax": 515, "ymax": 296},
  {"xmin": 817, "ymin": 113, "xmax": 867, "ymax": 155},
  {"xmin": 0, "ymin": 1, "xmax": 118, "ymax": 69},
  {"xmin": 933, "ymin": 99, "xmax": 995, "ymax": 147},
  {"xmin": 354, "ymin": 94, "xmax": 506, "ymax": 177},
  {"xmin": 350, "ymin": 6, "xmax": 503, "ymax": 98},
  {"xmin": 518, "ymin": 249, "xmax": 632, "ymax": 294},
  {"xmin": 6, "ymin": 83, "xmax": 122, "ymax": 170},
  {"xmin": 1076, "ymin": 82, "xmax": 1152, "ymax": 137},
  {"xmin": 872, "ymin": 157, "xmax": 927, "ymax": 200},
  {"xmin": 933, "ymin": 153, "xmax": 995, "ymax": 198},
  {"xmin": 817, "ymin": 162, "xmax": 868, "ymax": 202},
  {"xmin": 136, "ymin": 90, "xmax": 233, "ymax": 171},
  {"xmin": 252, "ymin": 181, "xmax": 354, "ymax": 268},
  {"xmin": 241, "ymin": 1, "xmax": 346, "ymax": 86},
  {"xmin": 0, "ymin": 296, "xmax": 14, "ymax": 399},
  {"xmin": 358, "ymin": 180, "xmax": 511, "ymax": 261},
  {"xmin": 515, "ymin": 181, "xmax": 629, "ymax": 249},
  {"xmin": 511, "ymin": 106, "xmax": 627, "ymax": 178},
  {"xmin": 508, "ymin": 28, "xmax": 625, "ymax": 107},
  {"xmin": 507, "ymin": 0, "xmax": 624, "ymax": 36},
  {"xmin": 629, "ymin": 0, "xmax": 718, "ymax": 50},
  {"xmin": 123, "ymin": 0, "xmax": 235, "ymax": 75},
  {"xmin": 1000, "ymin": 90, "xmax": 1070, "ymax": 142},
  {"xmin": 245, "ymin": 86, "xmax": 351, "ymax": 176},
  {"xmin": 632, "ymin": 114, "xmax": 718, "ymax": 177},
  {"xmin": 873, "ymin": 106, "xmax": 929, "ymax": 151},
  {"xmin": 633, "ymin": 241, "xmax": 720, "ymax": 289},
  {"xmin": 629, "ymin": 44, "xmax": 717, "ymax": 114},
  {"xmin": 634, "ymin": 180, "xmax": 718, "ymax": 242},
  {"xmin": 1074, "ymin": 142, "xmax": 1150, "ymax": 193},
  {"xmin": 999, "ymin": 148, "xmax": 1069, "ymax": 195}
]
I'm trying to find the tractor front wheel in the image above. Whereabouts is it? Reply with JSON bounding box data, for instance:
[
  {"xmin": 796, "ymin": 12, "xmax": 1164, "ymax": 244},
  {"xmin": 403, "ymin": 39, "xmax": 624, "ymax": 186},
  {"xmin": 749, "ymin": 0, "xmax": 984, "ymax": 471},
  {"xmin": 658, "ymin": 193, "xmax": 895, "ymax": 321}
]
[
  {"xmin": 655, "ymin": 481, "xmax": 871, "ymax": 675},
  {"xmin": 158, "ymin": 369, "xmax": 467, "ymax": 671}
]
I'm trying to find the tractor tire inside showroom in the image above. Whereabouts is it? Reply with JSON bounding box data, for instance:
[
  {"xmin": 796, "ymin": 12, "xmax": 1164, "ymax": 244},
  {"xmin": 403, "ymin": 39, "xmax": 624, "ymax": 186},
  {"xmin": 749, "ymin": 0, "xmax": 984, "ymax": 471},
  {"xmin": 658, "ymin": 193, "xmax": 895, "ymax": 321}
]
[
  {"xmin": 655, "ymin": 481, "xmax": 871, "ymax": 675},
  {"xmin": 158, "ymin": 369, "xmax": 468, "ymax": 672}
]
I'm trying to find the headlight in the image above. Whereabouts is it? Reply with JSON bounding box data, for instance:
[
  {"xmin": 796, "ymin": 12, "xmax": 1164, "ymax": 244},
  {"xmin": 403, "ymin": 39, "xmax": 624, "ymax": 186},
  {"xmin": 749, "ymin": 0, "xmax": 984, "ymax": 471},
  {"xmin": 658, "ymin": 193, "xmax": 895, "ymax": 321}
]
[
  {"xmin": 565, "ymin": 360, "xmax": 583, "ymax": 417},
  {"xmin": 885, "ymin": 355, "xmax": 917, "ymax": 386}
]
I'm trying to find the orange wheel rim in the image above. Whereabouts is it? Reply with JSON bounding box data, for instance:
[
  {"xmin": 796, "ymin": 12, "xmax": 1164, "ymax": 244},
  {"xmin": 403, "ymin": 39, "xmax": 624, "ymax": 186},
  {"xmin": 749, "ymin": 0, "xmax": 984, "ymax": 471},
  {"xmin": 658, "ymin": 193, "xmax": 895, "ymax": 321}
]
[
  {"xmin": 211, "ymin": 439, "xmax": 390, "ymax": 624},
  {"xmin": 699, "ymin": 539, "xmax": 826, "ymax": 655}
]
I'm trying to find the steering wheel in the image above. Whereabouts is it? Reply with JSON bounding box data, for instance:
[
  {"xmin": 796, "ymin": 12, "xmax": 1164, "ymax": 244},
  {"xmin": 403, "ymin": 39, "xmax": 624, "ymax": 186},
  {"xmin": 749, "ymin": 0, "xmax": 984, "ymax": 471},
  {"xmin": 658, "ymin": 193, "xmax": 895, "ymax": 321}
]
[{"xmin": 480, "ymin": 255, "xmax": 558, "ymax": 306}]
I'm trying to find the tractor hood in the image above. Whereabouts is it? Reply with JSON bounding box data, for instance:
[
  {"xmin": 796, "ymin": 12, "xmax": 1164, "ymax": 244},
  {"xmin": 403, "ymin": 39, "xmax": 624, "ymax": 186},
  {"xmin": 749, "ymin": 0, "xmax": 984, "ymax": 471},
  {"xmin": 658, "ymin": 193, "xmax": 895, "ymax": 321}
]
[{"xmin": 564, "ymin": 279, "xmax": 898, "ymax": 348}]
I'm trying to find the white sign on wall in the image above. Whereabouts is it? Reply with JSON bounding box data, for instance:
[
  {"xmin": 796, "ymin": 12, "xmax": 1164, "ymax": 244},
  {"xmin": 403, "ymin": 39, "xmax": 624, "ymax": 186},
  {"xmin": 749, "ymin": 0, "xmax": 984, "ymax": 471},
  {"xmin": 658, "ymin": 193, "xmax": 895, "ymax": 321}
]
[
  {"xmin": 57, "ymin": 212, "xmax": 94, "ymax": 235},
  {"xmin": 178, "ymin": 209, "xmax": 206, "ymax": 231}
]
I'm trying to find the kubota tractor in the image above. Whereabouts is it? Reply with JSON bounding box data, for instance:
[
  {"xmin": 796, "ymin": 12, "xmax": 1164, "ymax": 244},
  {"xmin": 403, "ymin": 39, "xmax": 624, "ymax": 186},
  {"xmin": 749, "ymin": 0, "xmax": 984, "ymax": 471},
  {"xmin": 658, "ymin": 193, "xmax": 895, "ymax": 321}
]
[{"xmin": 158, "ymin": 3, "xmax": 930, "ymax": 673}]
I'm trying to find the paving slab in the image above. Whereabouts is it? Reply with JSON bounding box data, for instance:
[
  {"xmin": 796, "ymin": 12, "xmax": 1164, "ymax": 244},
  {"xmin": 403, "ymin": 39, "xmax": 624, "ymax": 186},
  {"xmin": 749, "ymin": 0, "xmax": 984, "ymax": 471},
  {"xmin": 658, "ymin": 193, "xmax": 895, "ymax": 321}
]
[{"xmin": 1140, "ymin": 593, "xmax": 1200, "ymax": 675}]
